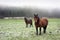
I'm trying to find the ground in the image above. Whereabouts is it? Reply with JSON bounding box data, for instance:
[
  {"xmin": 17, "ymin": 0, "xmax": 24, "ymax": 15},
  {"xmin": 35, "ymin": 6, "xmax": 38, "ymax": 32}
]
[{"xmin": 0, "ymin": 18, "xmax": 60, "ymax": 40}]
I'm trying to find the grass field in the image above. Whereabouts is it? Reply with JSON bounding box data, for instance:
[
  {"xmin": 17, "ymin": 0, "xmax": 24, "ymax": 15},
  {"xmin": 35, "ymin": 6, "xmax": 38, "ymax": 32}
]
[{"xmin": 0, "ymin": 18, "xmax": 60, "ymax": 40}]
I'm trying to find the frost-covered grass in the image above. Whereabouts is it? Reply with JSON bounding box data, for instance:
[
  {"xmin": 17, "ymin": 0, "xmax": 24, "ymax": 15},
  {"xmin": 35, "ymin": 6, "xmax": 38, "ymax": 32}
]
[{"xmin": 0, "ymin": 18, "xmax": 60, "ymax": 40}]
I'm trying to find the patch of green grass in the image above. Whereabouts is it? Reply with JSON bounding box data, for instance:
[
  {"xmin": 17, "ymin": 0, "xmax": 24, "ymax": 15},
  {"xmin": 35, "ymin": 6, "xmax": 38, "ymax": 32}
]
[{"xmin": 0, "ymin": 18, "xmax": 60, "ymax": 40}]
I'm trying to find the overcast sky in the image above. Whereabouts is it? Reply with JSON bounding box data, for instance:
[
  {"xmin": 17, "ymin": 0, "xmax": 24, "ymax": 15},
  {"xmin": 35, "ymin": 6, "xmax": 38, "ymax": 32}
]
[{"xmin": 0, "ymin": 0, "xmax": 60, "ymax": 9}]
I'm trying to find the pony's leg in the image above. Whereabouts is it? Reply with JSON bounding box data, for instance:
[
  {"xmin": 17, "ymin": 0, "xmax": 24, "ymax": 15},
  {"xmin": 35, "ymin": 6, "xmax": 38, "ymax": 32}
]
[
  {"xmin": 39, "ymin": 27, "xmax": 41, "ymax": 35},
  {"xmin": 36, "ymin": 27, "xmax": 38, "ymax": 35},
  {"xmin": 43, "ymin": 26, "xmax": 47, "ymax": 33}
]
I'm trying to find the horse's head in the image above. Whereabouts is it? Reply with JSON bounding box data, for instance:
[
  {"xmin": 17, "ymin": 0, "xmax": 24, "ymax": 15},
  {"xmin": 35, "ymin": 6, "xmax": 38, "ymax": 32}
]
[
  {"xmin": 34, "ymin": 14, "xmax": 39, "ymax": 23},
  {"xmin": 24, "ymin": 17, "xmax": 27, "ymax": 20}
]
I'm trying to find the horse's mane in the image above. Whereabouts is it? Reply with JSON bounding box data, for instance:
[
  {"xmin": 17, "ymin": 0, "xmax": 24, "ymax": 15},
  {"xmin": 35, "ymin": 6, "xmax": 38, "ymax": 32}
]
[
  {"xmin": 35, "ymin": 16, "xmax": 40, "ymax": 25},
  {"xmin": 37, "ymin": 16, "xmax": 40, "ymax": 22},
  {"xmin": 37, "ymin": 16, "xmax": 40, "ymax": 24}
]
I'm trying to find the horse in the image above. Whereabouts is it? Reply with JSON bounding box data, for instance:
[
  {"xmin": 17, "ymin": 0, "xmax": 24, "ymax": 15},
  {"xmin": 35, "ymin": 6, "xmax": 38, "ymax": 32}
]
[
  {"xmin": 24, "ymin": 17, "xmax": 33, "ymax": 27},
  {"xmin": 34, "ymin": 14, "xmax": 48, "ymax": 35}
]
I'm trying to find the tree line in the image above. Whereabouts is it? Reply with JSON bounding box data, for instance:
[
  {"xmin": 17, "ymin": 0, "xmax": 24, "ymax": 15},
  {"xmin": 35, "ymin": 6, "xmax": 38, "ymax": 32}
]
[{"xmin": 0, "ymin": 7, "xmax": 60, "ymax": 19}]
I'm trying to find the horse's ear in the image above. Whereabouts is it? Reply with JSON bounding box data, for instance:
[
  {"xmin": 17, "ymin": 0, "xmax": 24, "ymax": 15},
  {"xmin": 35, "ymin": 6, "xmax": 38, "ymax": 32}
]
[
  {"xmin": 34, "ymin": 14, "xmax": 35, "ymax": 16},
  {"xmin": 37, "ymin": 14, "xmax": 38, "ymax": 16}
]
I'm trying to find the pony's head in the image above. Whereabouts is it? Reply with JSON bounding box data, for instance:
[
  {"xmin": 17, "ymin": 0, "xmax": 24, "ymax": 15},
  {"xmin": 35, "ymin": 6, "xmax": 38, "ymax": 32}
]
[{"xmin": 34, "ymin": 14, "xmax": 39, "ymax": 23}]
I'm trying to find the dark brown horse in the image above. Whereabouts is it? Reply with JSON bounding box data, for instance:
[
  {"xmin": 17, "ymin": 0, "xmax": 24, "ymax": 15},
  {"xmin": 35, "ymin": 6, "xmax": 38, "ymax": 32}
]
[
  {"xmin": 24, "ymin": 17, "xmax": 33, "ymax": 27},
  {"xmin": 34, "ymin": 14, "xmax": 48, "ymax": 35}
]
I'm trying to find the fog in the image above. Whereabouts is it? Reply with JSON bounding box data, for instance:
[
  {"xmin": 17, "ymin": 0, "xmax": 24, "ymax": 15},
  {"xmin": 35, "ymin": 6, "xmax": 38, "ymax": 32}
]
[
  {"xmin": 0, "ymin": 0, "xmax": 60, "ymax": 9},
  {"xmin": 0, "ymin": 0, "xmax": 60, "ymax": 18}
]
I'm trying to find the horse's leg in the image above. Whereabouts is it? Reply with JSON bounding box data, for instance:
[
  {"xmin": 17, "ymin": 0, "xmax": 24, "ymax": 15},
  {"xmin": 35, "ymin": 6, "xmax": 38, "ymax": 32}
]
[
  {"xmin": 39, "ymin": 27, "xmax": 41, "ymax": 35},
  {"xmin": 30, "ymin": 22, "xmax": 33, "ymax": 27},
  {"xmin": 36, "ymin": 27, "xmax": 38, "ymax": 35},
  {"xmin": 31, "ymin": 21, "xmax": 33, "ymax": 27},
  {"xmin": 30, "ymin": 21, "xmax": 33, "ymax": 27},
  {"xmin": 26, "ymin": 24, "xmax": 28, "ymax": 27},
  {"xmin": 30, "ymin": 23, "xmax": 31, "ymax": 27},
  {"xmin": 43, "ymin": 25, "xmax": 47, "ymax": 33}
]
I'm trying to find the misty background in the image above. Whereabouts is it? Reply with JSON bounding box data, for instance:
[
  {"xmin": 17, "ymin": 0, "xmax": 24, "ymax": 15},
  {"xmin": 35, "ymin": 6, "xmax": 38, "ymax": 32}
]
[{"xmin": 0, "ymin": 0, "xmax": 60, "ymax": 18}]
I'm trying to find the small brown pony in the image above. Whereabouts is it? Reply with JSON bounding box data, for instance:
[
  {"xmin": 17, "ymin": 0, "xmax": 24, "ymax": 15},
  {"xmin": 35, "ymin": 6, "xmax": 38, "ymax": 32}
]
[
  {"xmin": 34, "ymin": 14, "xmax": 48, "ymax": 35},
  {"xmin": 24, "ymin": 17, "xmax": 33, "ymax": 27}
]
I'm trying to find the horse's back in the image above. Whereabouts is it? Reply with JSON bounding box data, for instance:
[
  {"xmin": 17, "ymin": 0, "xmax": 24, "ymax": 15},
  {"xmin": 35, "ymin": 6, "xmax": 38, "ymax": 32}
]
[
  {"xmin": 24, "ymin": 17, "xmax": 32, "ymax": 24},
  {"xmin": 42, "ymin": 17, "xmax": 48, "ymax": 23},
  {"xmin": 40, "ymin": 17, "xmax": 48, "ymax": 26}
]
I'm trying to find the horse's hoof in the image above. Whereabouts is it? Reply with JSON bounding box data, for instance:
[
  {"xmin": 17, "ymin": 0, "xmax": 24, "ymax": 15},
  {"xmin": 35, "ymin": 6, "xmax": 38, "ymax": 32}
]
[
  {"xmin": 36, "ymin": 33, "xmax": 38, "ymax": 35},
  {"xmin": 26, "ymin": 27, "xmax": 28, "ymax": 28},
  {"xmin": 36, "ymin": 34, "xmax": 38, "ymax": 35},
  {"xmin": 44, "ymin": 32, "xmax": 46, "ymax": 34},
  {"xmin": 49, "ymin": 32, "xmax": 52, "ymax": 33},
  {"xmin": 39, "ymin": 33, "xmax": 41, "ymax": 35},
  {"xmin": 43, "ymin": 31, "xmax": 46, "ymax": 34}
]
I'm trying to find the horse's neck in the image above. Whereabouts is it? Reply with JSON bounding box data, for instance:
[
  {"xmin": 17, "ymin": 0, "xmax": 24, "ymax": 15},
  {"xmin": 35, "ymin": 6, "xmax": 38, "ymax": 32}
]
[
  {"xmin": 37, "ymin": 17, "xmax": 40, "ymax": 22},
  {"xmin": 35, "ymin": 17, "xmax": 40, "ymax": 24}
]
